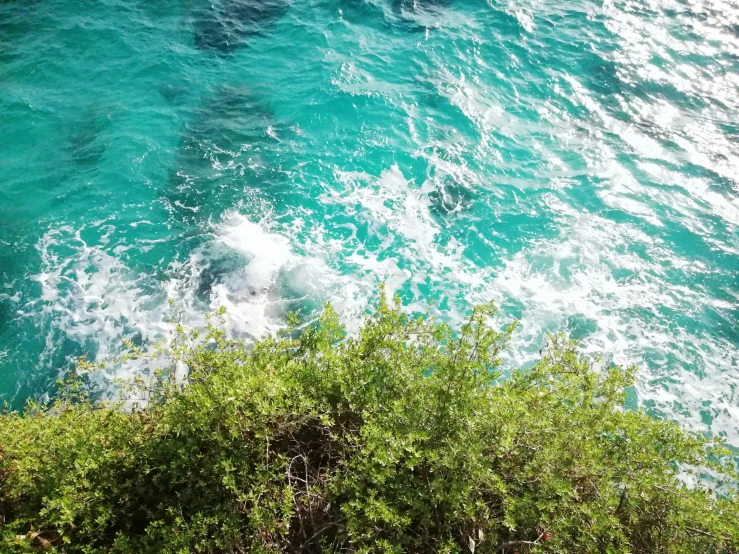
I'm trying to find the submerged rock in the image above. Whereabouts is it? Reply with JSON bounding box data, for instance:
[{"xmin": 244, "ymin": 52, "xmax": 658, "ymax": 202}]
[
  {"xmin": 336, "ymin": 0, "xmax": 436, "ymax": 33},
  {"xmin": 428, "ymin": 179, "xmax": 473, "ymax": 218},
  {"xmin": 164, "ymin": 85, "xmax": 280, "ymax": 223},
  {"xmin": 191, "ymin": 0, "xmax": 289, "ymax": 54},
  {"xmin": 158, "ymin": 83, "xmax": 190, "ymax": 105},
  {"xmin": 66, "ymin": 111, "xmax": 109, "ymax": 167}
]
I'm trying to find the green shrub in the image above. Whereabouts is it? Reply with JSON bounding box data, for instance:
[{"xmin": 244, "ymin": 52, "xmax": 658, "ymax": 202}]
[{"xmin": 1, "ymin": 290, "xmax": 738, "ymax": 553}]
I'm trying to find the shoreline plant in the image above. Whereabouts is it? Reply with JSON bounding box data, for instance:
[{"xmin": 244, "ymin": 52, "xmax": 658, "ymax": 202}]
[{"xmin": 1, "ymin": 290, "xmax": 737, "ymax": 553}]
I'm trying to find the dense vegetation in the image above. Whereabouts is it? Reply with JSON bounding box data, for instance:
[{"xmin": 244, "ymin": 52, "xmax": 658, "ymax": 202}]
[{"xmin": 1, "ymin": 291, "xmax": 738, "ymax": 553}]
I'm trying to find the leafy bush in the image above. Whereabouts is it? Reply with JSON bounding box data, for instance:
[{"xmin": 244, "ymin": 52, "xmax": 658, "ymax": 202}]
[{"xmin": 1, "ymin": 291, "xmax": 738, "ymax": 553}]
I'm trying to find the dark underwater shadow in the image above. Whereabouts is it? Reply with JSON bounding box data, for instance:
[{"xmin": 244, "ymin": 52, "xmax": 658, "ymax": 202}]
[
  {"xmin": 158, "ymin": 82, "xmax": 191, "ymax": 106},
  {"xmin": 335, "ymin": 0, "xmax": 453, "ymax": 34},
  {"xmin": 189, "ymin": 0, "xmax": 290, "ymax": 55},
  {"xmin": 193, "ymin": 252, "xmax": 246, "ymax": 302},
  {"xmin": 0, "ymin": 0, "xmax": 42, "ymax": 63},
  {"xmin": 164, "ymin": 85, "xmax": 287, "ymax": 225},
  {"xmin": 428, "ymin": 178, "xmax": 474, "ymax": 219},
  {"xmin": 65, "ymin": 110, "xmax": 111, "ymax": 167}
]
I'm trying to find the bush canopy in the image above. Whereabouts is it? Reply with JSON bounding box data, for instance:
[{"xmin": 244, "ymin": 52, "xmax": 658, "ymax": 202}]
[{"xmin": 1, "ymin": 291, "xmax": 738, "ymax": 553}]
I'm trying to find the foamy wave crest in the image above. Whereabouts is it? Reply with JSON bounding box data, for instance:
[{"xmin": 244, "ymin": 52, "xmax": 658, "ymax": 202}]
[
  {"xmin": 31, "ymin": 226, "xmax": 170, "ymax": 366},
  {"xmin": 181, "ymin": 211, "xmax": 371, "ymax": 338},
  {"xmin": 23, "ymin": 212, "xmax": 376, "ymax": 392},
  {"xmin": 321, "ymin": 165, "xmax": 488, "ymax": 315},
  {"xmin": 490, "ymin": 212, "xmax": 739, "ymax": 443},
  {"xmin": 26, "ymin": 225, "xmax": 176, "ymax": 390}
]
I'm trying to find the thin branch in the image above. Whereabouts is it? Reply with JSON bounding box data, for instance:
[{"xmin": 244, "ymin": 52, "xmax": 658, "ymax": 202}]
[
  {"xmin": 497, "ymin": 532, "xmax": 546, "ymax": 553},
  {"xmin": 685, "ymin": 526, "xmax": 724, "ymax": 540}
]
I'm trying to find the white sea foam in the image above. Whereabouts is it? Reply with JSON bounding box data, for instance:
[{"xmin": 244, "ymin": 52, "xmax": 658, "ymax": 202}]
[
  {"xmin": 22, "ymin": 163, "xmax": 479, "ymax": 393},
  {"xmin": 29, "ymin": 227, "xmax": 174, "ymax": 385},
  {"xmin": 22, "ymin": 210, "xmax": 378, "ymax": 392},
  {"xmin": 194, "ymin": 212, "xmax": 354, "ymax": 338},
  {"xmin": 488, "ymin": 212, "xmax": 739, "ymax": 441}
]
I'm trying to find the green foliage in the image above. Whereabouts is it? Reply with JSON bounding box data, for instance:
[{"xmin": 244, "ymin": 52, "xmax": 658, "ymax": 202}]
[{"xmin": 1, "ymin": 290, "xmax": 738, "ymax": 553}]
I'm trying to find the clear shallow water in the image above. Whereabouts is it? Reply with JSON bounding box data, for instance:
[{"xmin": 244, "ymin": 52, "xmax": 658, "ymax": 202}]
[{"xmin": 1, "ymin": 0, "xmax": 737, "ymax": 438}]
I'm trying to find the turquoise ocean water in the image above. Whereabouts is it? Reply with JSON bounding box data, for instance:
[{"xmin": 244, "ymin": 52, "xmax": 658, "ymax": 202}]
[{"xmin": 1, "ymin": 0, "xmax": 737, "ymax": 439}]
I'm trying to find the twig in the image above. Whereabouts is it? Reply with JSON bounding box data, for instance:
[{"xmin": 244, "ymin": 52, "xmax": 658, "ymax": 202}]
[
  {"xmin": 286, "ymin": 456, "xmax": 308, "ymax": 541},
  {"xmin": 302, "ymin": 453, "xmax": 317, "ymax": 539},
  {"xmin": 685, "ymin": 527, "xmax": 719, "ymax": 539},
  {"xmin": 497, "ymin": 531, "xmax": 546, "ymax": 552}
]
